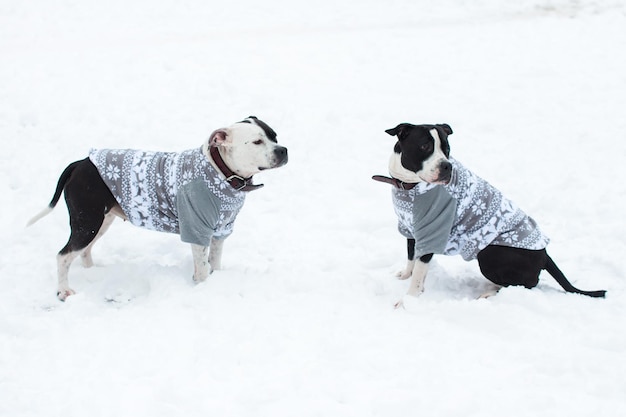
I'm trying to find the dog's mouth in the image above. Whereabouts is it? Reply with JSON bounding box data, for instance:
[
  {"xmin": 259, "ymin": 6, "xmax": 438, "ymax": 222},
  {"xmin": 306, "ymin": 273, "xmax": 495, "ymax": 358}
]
[
  {"xmin": 418, "ymin": 160, "xmax": 452, "ymax": 185},
  {"xmin": 264, "ymin": 151, "xmax": 288, "ymax": 170},
  {"xmin": 435, "ymin": 173, "xmax": 451, "ymax": 185},
  {"xmin": 418, "ymin": 175, "xmax": 450, "ymax": 185},
  {"xmin": 259, "ymin": 147, "xmax": 288, "ymax": 171},
  {"xmin": 418, "ymin": 174, "xmax": 450, "ymax": 185}
]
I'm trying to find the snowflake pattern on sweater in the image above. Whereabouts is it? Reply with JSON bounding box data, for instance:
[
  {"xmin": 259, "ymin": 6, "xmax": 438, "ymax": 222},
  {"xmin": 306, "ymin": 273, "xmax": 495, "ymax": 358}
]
[
  {"xmin": 393, "ymin": 158, "xmax": 549, "ymax": 261},
  {"xmin": 89, "ymin": 147, "xmax": 245, "ymax": 244}
]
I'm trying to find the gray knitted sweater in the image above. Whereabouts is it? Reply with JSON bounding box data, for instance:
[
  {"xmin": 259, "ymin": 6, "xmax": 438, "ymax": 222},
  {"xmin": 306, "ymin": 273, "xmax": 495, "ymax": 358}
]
[
  {"xmin": 89, "ymin": 147, "xmax": 245, "ymax": 246},
  {"xmin": 393, "ymin": 158, "xmax": 549, "ymax": 261}
]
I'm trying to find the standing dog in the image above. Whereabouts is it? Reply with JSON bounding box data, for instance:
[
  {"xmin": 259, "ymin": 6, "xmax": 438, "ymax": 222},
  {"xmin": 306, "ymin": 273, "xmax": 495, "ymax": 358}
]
[
  {"xmin": 28, "ymin": 116, "xmax": 288, "ymax": 301},
  {"xmin": 373, "ymin": 123, "xmax": 605, "ymax": 306}
]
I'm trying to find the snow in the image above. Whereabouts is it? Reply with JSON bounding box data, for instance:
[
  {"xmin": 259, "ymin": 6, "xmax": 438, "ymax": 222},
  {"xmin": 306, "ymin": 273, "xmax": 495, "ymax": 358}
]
[{"xmin": 2, "ymin": 0, "xmax": 626, "ymax": 415}]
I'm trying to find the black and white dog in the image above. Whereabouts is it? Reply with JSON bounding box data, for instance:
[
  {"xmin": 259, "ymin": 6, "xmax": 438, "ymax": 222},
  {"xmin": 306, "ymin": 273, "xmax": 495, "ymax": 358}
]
[
  {"xmin": 28, "ymin": 116, "xmax": 288, "ymax": 301},
  {"xmin": 374, "ymin": 122, "xmax": 605, "ymax": 307}
]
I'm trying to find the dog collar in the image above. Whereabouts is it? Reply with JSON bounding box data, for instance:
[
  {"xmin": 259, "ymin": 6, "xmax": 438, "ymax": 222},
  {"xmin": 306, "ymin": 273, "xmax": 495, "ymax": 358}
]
[
  {"xmin": 372, "ymin": 175, "xmax": 418, "ymax": 190},
  {"xmin": 209, "ymin": 146, "xmax": 264, "ymax": 192}
]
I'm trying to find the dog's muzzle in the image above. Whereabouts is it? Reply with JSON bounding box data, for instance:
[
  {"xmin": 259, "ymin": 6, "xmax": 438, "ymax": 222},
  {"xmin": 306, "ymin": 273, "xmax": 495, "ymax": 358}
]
[
  {"xmin": 435, "ymin": 160, "xmax": 452, "ymax": 184},
  {"xmin": 274, "ymin": 146, "xmax": 288, "ymax": 168}
]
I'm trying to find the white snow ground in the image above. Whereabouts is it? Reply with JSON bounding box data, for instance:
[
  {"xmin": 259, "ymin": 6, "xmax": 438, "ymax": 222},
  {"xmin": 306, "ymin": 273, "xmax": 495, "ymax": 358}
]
[{"xmin": 2, "ymin": 0, "xmax": 626, "ymax": 416}]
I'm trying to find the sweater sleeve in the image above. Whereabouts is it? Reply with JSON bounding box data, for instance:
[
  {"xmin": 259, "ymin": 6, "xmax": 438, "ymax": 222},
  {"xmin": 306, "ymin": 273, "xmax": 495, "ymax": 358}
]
[
  {"xmin": 176, "ymin": 179, "xmax": 220, "ymax": 246},
  {"xmin": 412, "ymin": 185, "xmax": 457, "ymax": 258}
]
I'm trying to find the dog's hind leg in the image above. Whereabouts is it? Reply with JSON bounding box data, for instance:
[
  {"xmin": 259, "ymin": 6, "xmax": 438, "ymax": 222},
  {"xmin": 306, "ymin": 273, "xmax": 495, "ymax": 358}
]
[
  {"xmin": 478, "ymin": 246, "xmax": 606, "ymax": 298},
  {"xmin": 57, "ymin": 210, "xmax": 108, "ymax": 300},
  {"xmin": 478, "ymin": 285, "xmax": 502, "ymax": 299},
  {"xmin": 57, "ymin": 251, "xmax": 80, "ymax": 301},
  {"xmin": 81, "ymin": 212, "xmax": 116, "ymax": 268},
  {"xmin": 55, "ymin": 159, "xmax": 117, "ymax": 301},
  {"xmin": 477, "ymin": 245, "xmax": 542, "ymax": 289}
]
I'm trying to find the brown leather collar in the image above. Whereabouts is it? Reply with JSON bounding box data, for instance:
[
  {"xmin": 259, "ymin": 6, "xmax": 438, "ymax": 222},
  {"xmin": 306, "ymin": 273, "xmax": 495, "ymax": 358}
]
[
  {"xmin": 210, "ymin": 146, "xmax": 264, "ymax": 192},
  {"xmin": 372, "ymin": 175, "xmax": 418, "ymax": 190}
]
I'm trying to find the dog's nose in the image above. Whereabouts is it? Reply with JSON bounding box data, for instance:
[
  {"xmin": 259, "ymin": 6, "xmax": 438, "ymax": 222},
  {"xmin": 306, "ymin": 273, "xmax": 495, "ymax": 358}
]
[
  {"xmin": 438, "ymin": 160, "xmax": 452, "ymax": 183},
  {"xmin": 274, "ymin": 146, "xmax": 288, "ymax": 166}
]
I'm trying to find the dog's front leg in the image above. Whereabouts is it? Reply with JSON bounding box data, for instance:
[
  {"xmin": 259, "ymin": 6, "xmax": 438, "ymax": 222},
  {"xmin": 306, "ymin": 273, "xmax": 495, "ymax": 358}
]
[
  {"xmin": 396, "ymin": 238, "xmax": 416, "ymax": 280},
  {"xmin": 208, "ymin": 238, "xmax": 225, "ymax": 271},
  {"xmin": 191, "ymin": 244, "xmax": 210, "ymax": 283},
  {"xmin": 395, "ymin": 253, "xmax": 433, "ymax": 309},
  {"xmin": 406, "ymin": 255, "xmax": 431, "ymax": 296}
]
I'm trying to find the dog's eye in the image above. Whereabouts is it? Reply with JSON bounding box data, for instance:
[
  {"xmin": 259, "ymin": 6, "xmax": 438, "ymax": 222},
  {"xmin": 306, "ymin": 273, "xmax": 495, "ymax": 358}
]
[
  {"xmin": 253, "ymin": 139, "xmax": 264, "ymax": 145},
  {"xmin": 420, "ymin": 143, "xmax": 433, "ymax": 152}
]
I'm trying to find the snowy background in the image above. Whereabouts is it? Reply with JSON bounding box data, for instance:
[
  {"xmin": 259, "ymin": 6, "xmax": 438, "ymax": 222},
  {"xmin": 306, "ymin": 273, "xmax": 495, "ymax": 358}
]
[{"xmin": 2, "ymin": 0, "xmax": 626, "ymax": 415}]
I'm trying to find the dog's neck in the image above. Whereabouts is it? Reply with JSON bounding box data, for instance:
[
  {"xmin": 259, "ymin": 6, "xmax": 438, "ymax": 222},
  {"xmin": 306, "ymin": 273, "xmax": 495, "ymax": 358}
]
[
  {"xmin": 204, "ymin": 144, "xmax": 263, "ymax": 192},
  {"xmin": 203, "ymin": 143, "xmax": 230, "ymax": 175}
]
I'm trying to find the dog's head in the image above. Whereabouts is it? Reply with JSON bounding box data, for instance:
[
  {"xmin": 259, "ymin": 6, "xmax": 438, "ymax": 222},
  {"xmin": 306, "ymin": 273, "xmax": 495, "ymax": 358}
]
[
  {"xmin": 385, "ymin": 123, "xmax": 453, "ymax": 184},
  {"xmin": 206, "ymin": 116, "xmax": 288, "ymax": 178}
]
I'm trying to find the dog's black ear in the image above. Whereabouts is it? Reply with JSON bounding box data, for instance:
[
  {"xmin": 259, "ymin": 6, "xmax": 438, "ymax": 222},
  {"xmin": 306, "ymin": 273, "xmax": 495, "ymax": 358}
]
[
  {"xmin": 439, "ymin": 123, "xmax": 453, "ymax": 135},
  {"xmin": 240, "ymin": 116, "xmax": 258, "ymax": 124},
  {"xmin": 385, "ymin": 123, "xmax": 412, "ymax": 139}
]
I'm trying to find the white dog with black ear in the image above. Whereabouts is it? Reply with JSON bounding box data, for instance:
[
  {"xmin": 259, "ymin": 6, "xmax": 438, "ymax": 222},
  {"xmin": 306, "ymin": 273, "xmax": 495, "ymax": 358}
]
[{"xmin": 28, "ymin": 116, "xmax": 288, "ymax": 301}]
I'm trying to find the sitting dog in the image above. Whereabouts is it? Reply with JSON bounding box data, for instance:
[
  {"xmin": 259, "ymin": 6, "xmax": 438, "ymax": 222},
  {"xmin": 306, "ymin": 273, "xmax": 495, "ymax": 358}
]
[
  {"xmin": 373, "ymin": 122, "xmax": 606, "ymax": 306},
  {"xmin": 28, "ymin": 116, "xmax": 288, "ymax": 301}
]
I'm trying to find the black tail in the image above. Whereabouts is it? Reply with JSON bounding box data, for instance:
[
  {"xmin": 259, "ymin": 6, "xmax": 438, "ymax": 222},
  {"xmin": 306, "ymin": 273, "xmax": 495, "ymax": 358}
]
[
  {"xmin": 545, "ymin": 256, "xmax": 606, "ymax": 298},
  {"xmin": 26, "ymin": 160, "xmax": 82, "ymax": 227},
  {"xmin": 47, "ymin": 160, "xmax": 82, "ymax": 208}
]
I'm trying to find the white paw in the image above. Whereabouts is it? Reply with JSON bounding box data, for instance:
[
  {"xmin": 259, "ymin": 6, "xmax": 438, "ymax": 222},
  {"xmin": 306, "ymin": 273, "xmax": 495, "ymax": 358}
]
[
  {"xmin": 57, "ymin": 288, "xmax": 76, "ymax": 302},
  {"xmin": 192, "ymin": 274, "xmax": 207, "ymax": 284},
  {"xmin": 403, "ymin": 295, "xmax": 422, "ymax": 311},
  {"xmin": 477, "ymin": 289, "xmax": 499, "ymax": 299},
  {"xmin": 395, "ymin": 270, "xmax": 411, "ymax": 280},
  {"xmin": 394, "ymin": 294, "xmax": 421, "ymax": 310},
  {"xmin": 193, "ymin": 265, "xmax": 215, "ymax": 283}
]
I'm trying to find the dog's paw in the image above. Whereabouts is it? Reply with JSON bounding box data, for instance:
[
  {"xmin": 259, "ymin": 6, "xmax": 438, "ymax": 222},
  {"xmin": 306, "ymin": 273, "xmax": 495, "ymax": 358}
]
[
  {"xmin": 192, "ymin": 274, "xmax": 207, "ymax": 284},
  {"xmin": 394, "ymin": 295, "xmax": 421, "ymax": 311},
  {"xmin": 395, "ymin": 260, "xmax": 415, "ymax": 280},
  {"xmin": 395, "ymin": 270, "xmax": 412, "ymax": 280},
  {"xmin": 192, "ymin": 267, "xmax": 215, "ymax": 283},
  {"xmin": 57, "ymin": 288, "xmax": 76, "ymax": 302},
  {"xmin": 477, "ymin": 289, "xmax": 500, "ymax": 299}
]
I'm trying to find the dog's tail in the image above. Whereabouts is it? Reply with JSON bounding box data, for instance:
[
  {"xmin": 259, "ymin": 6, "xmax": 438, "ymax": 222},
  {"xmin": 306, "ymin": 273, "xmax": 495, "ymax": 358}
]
[
  {"xmin": 26, "ymin": 160, "xmax": 81, "ymax": 227},
  {"xmin": 544, "ymin": 256, "xmax": 606, "ymax": 298}
]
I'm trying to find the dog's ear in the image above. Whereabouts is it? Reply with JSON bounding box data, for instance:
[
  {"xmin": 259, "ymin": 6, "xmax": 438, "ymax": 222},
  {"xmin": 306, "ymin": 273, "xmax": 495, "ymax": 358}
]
[
  {"xmin": 439, "ymin": 123, "xmax": 453, "ymax": 135},
  {"xmin": 385, "ymin": 123, "xmax": 413, "ymax": 139},
  {"xmin": 240, "ymin": 116, "xmax": 258, "ymax": 124},
  {"xmin": 209, "ymin": 128, "xmax": 230, "ymax": 147}
]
